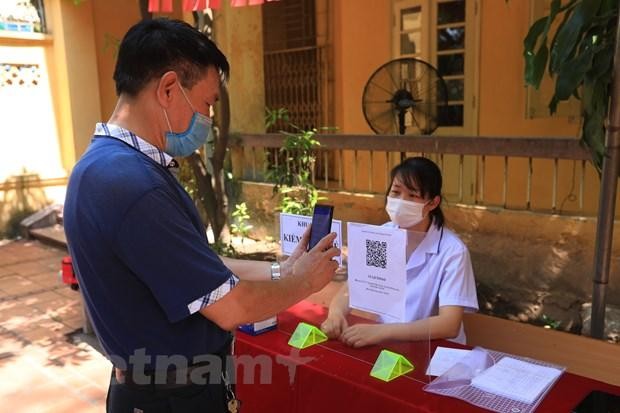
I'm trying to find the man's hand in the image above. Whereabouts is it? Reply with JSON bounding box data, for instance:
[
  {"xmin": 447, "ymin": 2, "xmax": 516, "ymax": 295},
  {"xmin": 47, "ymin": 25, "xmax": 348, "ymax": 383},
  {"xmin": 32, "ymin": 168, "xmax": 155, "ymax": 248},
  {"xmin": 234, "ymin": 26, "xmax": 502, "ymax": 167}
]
[
  {"xmin": 292, "ymin": 231, "xmax": 340, "ymax": 293},
  {"xmin": 200, "ymin": 226, "xmax": 339, "ymax": 331},
  {"xmin": 340, "ymin": 324, "xmax": 387, "ymax": 348},
  {"xmin": 320, "ymin": 311, "xmax": 348, "ymax": 339},
  {"xmin": 280, "ymin": 225, "xmax": 340, "ymax": 293},
  {"xmin": 280, "ymin": 225, "xmax": 310, "ymax": 278}
]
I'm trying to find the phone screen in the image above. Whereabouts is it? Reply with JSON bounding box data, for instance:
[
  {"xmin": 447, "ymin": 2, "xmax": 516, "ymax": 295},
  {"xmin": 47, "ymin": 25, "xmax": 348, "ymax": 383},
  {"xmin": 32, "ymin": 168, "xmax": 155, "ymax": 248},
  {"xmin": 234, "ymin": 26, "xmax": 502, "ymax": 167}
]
[
  {"xmin": 308, "ymin": 204, "xmax": 334, "ymax": 251},
  {"xmin": 572, "ymin": 390, "xmax": 620, "ymax": 413}
]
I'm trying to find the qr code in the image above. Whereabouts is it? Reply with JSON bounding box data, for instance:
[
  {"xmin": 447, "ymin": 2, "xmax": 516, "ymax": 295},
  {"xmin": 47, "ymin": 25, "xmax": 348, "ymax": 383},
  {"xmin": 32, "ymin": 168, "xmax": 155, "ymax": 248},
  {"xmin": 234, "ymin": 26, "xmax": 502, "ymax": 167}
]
[{"xmin": 366, "ymin": 239, "xmax": 387, "ymax": 269}]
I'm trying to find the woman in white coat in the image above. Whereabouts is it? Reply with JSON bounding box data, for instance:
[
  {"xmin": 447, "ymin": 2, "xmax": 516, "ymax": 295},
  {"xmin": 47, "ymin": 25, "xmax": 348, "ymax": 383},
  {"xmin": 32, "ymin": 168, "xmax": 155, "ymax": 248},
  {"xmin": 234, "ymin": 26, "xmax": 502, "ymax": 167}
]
[{"xmin": 321, "ymin": 157, "xmax": 478, "ymax": 347}]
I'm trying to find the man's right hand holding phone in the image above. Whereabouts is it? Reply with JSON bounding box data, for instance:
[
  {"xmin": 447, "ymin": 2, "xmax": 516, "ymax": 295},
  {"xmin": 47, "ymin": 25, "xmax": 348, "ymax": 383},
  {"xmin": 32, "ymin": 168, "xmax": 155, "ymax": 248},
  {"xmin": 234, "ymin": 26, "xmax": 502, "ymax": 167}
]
[{"xmin": 280, "ymin": 225, "xmax": 340, "ymax": 294}]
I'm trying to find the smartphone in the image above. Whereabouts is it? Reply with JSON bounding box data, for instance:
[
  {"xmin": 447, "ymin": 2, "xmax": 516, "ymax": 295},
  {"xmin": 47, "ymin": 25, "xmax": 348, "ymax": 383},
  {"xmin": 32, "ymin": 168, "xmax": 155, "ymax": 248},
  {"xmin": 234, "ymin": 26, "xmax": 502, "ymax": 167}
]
[
  {"xmin": 572, "ymin": 390, "xmax": 620, "ymax": 413},
  {"xmin": 308, "ymin": 204, "xmax": 334, "ymax": 251}
]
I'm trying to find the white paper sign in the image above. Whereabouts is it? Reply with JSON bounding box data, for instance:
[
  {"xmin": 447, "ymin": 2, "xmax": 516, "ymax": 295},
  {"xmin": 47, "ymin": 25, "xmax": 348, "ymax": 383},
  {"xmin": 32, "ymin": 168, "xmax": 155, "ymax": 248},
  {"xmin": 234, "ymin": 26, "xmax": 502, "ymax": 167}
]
[
  {"xmin": 279, "ymin": 213, "xmax": 342, "ymax": 265},
  {"xmin": 347, "ymin": 222, "xmax": 407, "ymax": 322}
]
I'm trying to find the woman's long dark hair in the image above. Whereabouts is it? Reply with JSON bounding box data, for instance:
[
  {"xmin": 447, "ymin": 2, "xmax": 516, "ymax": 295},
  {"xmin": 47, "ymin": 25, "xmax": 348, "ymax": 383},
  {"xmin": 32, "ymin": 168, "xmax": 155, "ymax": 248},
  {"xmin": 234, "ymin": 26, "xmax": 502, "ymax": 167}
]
[{"xmin": 386, "ymin": 157, "xmax": 445, "ymax": 229}]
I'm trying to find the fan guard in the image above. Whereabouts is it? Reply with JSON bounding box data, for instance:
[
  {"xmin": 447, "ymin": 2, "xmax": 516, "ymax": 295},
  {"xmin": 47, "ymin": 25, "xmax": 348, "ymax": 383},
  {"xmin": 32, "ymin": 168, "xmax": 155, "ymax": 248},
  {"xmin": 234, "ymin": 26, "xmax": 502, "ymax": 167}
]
[{"xmin": 362, "ymin": 57, "xmax": 448, "ymax": 135}]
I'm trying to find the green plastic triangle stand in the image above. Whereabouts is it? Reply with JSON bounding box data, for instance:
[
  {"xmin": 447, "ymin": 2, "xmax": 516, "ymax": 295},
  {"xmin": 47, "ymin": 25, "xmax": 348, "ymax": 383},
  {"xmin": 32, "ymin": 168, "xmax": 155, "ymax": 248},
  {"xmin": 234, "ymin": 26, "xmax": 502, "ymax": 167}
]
[
  {"xmin": 370, "ymin": 349, "xmax": 414, "ymax": 382},
  {"xmin": 288, "ymin": 322, "xmax": 328, "ymax": 349}
]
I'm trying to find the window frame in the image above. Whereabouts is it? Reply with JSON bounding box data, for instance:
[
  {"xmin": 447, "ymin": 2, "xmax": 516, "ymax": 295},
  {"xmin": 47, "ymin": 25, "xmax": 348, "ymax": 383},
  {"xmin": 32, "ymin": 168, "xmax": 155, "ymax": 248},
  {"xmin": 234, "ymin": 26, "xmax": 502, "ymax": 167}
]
[{"xmin": 392, "ymin": 0, "xmax": 479, "ymax": 136}]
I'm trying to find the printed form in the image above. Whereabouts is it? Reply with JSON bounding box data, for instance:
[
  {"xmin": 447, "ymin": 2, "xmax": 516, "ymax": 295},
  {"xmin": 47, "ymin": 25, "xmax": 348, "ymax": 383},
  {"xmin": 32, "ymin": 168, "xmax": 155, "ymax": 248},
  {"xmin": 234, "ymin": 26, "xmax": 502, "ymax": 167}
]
[{"xmin": 471, "ymin": 357, "xmax": 563, "ymax": 404}]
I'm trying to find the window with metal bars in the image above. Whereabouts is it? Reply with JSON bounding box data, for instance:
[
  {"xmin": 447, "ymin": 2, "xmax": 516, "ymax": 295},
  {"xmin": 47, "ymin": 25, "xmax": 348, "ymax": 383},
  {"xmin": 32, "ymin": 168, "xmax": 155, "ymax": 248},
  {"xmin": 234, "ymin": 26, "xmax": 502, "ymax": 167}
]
[{"xmin": 262, "ymin": 0, "xmax": 322, "ymax": 132}]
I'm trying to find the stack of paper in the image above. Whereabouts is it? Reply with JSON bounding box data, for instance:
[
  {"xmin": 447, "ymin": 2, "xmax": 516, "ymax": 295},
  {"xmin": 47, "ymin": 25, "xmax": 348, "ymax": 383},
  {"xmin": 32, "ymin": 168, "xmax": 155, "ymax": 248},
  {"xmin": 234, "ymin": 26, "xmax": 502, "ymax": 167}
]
[{"xmin": 471, "ymin": 357, "xmax": 563, "ymax": 404}]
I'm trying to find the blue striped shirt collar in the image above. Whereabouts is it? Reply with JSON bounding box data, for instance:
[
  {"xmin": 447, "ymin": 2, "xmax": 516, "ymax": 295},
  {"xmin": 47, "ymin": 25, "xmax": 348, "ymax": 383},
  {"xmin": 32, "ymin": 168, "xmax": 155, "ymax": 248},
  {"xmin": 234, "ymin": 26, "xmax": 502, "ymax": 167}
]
[{"xmin": 94, "ymin": 123, "xmax": 176, "ymax": 168}]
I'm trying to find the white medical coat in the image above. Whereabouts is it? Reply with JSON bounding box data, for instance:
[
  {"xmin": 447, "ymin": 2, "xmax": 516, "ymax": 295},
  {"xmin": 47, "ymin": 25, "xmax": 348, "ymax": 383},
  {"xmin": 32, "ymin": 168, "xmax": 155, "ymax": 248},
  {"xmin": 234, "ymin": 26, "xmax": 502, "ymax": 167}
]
[{"xmin": 380, "ymin": 221, "xmax": 479, "ymax": 344}]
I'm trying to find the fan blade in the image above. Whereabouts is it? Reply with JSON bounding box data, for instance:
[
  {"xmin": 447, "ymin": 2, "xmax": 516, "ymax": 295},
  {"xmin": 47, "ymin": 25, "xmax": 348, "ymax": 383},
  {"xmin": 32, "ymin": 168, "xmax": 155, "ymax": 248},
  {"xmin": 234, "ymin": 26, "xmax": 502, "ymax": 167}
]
[
  {"xmin": 410, "ymin": 106, "xmax": 439, "ymax": 135},
  {"xmin": 414, "ymin": 63, "xmax": 430, "ymax": 83},
  {"xmin": 385, "ymin": 63, "xmax": 400, "ymax": 91},
  {"xmin": 367, "ymin": 80, "xmax": 397, "ymax": 97},
  {"xmin": 409, "ymin": 108, "xmax": 422, "ymax": 131},
  {"xmin": 409, "ymin": 100, "xmax": 436, "ymax": 118},
  {"xmin": 368, "ymin": 110, "xmax": 397, "ymax": 134},
  {"xmin": 412, "ymin": 82, "xmax": 445, "ymax": 103}
]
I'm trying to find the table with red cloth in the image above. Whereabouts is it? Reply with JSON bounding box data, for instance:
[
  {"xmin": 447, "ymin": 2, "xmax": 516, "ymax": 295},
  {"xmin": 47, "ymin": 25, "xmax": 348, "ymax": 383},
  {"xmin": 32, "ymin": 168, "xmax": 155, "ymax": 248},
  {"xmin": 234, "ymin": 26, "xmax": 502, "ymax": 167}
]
[{"xmin": 234, "ymin": 301, "xmax": 620, "ymax": 413}]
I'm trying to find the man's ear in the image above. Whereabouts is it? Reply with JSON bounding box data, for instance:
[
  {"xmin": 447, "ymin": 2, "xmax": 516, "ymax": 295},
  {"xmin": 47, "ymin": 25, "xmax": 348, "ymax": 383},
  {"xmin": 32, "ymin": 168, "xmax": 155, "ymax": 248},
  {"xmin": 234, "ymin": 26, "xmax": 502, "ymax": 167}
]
[{"xmin": 156, "ymin": 71, "xmax": 178, "ymax": 108}]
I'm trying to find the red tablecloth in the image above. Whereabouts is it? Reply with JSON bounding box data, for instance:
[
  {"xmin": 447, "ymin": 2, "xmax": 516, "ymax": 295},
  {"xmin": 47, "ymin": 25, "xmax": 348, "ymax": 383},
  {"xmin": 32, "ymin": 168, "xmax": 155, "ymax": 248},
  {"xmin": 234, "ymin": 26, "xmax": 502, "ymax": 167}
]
[{"xmin": 235, "ymin": 301, "xmax": 620, "ymax": 412}]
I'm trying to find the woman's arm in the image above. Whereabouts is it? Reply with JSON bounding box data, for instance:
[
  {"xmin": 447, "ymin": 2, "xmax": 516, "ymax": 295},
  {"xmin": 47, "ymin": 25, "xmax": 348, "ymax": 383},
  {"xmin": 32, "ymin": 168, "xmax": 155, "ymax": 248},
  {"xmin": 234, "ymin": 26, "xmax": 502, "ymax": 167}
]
[
  {"xmin": 340, "ymin": 305, "xmax": 464, "ymax": 348},
  {"xmin": 329, "ymin": 282, "xmax": 350, "ymax": 316},
  {"xmin": 320, "ymin": 283, "xmax": 350, "ymax": 338}
]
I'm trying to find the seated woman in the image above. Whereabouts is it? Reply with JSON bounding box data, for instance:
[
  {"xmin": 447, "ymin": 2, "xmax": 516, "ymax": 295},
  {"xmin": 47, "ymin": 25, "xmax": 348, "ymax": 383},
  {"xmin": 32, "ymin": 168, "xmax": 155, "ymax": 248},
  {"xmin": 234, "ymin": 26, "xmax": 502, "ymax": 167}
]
[{"xmin": 321, "ymin": 156, "xmax": 478, "ymax": 347}]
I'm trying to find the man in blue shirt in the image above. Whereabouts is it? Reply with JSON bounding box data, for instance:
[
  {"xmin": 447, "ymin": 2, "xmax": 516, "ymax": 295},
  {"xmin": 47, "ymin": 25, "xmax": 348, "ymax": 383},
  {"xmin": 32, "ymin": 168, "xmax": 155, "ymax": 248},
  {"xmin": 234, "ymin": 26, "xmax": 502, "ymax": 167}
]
[{"xmin": 63, "ymin": 18, "xmax": 339, "ymax": 413}]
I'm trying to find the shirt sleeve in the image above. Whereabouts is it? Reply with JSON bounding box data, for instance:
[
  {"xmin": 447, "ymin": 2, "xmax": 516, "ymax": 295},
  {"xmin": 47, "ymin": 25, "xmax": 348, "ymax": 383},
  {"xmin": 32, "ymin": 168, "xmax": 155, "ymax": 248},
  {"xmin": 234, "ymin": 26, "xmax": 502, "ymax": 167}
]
[
  {"xmin": 438, "ymin": 246, "xmax": 479, "ymax": 312},
  {"xmin": 187, "ymin": 273, "xmax": 240, "ymax": 314},
  {"xmin": 113, "ymin": 187, "xmax": 233, "ymax": 323}
]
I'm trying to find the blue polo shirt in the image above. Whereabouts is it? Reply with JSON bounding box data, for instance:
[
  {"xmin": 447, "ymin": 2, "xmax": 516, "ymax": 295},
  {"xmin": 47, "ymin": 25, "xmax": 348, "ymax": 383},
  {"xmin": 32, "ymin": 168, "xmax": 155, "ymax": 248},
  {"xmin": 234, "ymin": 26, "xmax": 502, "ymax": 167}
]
[{"xmin": 64, "ymin": 134, "xmax": 233, "ymax": 370}]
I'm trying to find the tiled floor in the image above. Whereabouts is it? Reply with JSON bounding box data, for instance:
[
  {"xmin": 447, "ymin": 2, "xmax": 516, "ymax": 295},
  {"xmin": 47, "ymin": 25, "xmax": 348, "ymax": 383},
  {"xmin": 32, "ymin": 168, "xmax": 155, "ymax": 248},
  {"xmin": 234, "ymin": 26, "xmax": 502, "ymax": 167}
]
[
  {"xmin": 0, "ymin": 240, "xmax": 109, "ymax": 412},
  {"xmin": 0, "ymin": 239, "xmax": 345, "ymax": 412}
]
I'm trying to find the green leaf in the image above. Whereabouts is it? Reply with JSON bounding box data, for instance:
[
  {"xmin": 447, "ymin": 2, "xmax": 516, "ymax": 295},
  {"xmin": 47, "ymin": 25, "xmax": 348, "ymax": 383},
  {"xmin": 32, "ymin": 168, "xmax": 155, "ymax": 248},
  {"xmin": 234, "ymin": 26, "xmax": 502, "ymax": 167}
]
[
  {"xmin": 529, "ymin": 44, "xmax": 549, "ymax": 89},
  {"xmin": 599, "ymin": 0, "xmax": 618, "ymax": 14},
  {"xmin": 547, "ymin": 0, "xmax": 563, "ymax": 27},
  {"xmin": 589, "ymin": 41, "xmax": 614, "ymax": 79},
  {"xmin": 524, "ymin": 16, "xmax": 548, "ymax": 55},
  {"xmin": 548, "ymin": 0, "xmax": 580, "ymax": 76},
  {"xmin": 550, "ymin": 0, "xmax": 602, "ymax": 73},
  {"xmin": 558, "ymin": 0, "xmax": 580, "ymax": 13},
  {"xmin": 553, "ymin": 47, "xmax": 593, "ymax": 101},
  {"xmin": 581, "ymin": 78, "xmax": 608, "ymax": 172},
  {"xmin": 548, "ymin": 95, "xmax": 560, "ymax": 114},
  {"xmin": 524, "ymin": 0, "xmax": 578, "ymax": 86},
  {"xmin": 583, "ymin": 114, "xmax": 605, "ymax": 172}
]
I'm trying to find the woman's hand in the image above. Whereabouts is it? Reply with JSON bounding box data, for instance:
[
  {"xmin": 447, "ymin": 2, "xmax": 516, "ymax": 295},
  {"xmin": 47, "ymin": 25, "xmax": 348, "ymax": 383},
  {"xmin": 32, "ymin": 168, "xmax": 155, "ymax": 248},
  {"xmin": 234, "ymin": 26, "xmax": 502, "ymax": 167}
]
[
  {"xmin": 320, "ymin": 311, "xmax": 348, "ymax": 339},
  {"xmin": 340, "ymin": 323, "xmax": 387, "ymax": 348}
]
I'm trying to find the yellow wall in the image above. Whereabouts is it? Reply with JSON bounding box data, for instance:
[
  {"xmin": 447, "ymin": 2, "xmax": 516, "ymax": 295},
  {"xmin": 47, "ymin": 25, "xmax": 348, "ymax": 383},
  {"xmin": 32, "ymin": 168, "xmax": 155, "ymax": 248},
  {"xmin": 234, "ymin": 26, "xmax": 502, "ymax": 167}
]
[
  {"xmin": 0, "ymin": 0, "xmax": 194, "ymax": 232},
  {"xmin": 478, "ymin": 1, "xmax": 579, "ymax": 137},
  {"xmin": 0, "ymin": 0, "xmax": 102, "ymax": 230},
  {"xmin": 213, "ymin": 3, "xmax": 265, "ymax": 134},
  {"xmin": 477, "ymin": 1, "xmax": 618, "ymax": 216},
  {"xmin": 213, "ymin": 3, "xmax": 266, "ymax": 182},
  {"xmin": 3, "ymin": 0, "xmax": 615, "ymax": 227},
  {"xmin": 47, "ymin": 0, "xmax": 102, "ymax": 167},
  {"xmin": 325, "ymin": 0, "xmax": 614, "ymax": 217},
  {"xmin": 0, "ymin": 33, "xmax": 65, "ymax": 228},
  {"xmin": 91, "ymin": 0, "xmax": 186, "ymax": 123},
  {"xmin": 91, "ymin": 0, "xmax": 141, "ymax": 122},
  {"xmin": 222, "ymin": 0, "xmax": 616, "ymax": 217},
  {"xmin": 332, "ymin": 0, "xmax": 391, "ymax": 134},
  {"xmin": 331, "ymin": 0, "xmax": 392, "ymax": 195}
]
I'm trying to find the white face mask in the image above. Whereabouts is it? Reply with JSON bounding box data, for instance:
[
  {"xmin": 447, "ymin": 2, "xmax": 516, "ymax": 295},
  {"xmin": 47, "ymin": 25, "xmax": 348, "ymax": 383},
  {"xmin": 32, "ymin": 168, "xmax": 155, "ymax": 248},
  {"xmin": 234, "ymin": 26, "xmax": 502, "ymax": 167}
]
[{"xmin": 385, "ymin": 197, "xmax": 427, "ymax": 228}]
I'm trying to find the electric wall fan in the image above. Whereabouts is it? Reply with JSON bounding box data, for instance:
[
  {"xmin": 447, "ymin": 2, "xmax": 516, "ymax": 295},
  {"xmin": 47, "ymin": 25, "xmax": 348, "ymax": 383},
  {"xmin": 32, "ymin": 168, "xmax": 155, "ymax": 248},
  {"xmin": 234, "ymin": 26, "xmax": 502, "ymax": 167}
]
[{"xmin": 362, "ymin": 57, "xmax": 448, "ymax": 135}]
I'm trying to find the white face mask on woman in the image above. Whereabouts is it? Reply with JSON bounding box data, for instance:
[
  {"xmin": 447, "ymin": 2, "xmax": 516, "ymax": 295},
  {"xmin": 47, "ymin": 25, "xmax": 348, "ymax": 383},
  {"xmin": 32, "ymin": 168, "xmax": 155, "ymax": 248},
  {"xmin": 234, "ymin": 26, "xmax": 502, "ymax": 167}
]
[{"xmin": 385, "ymin": 197, "xmax": 427, "ymax": 228}]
